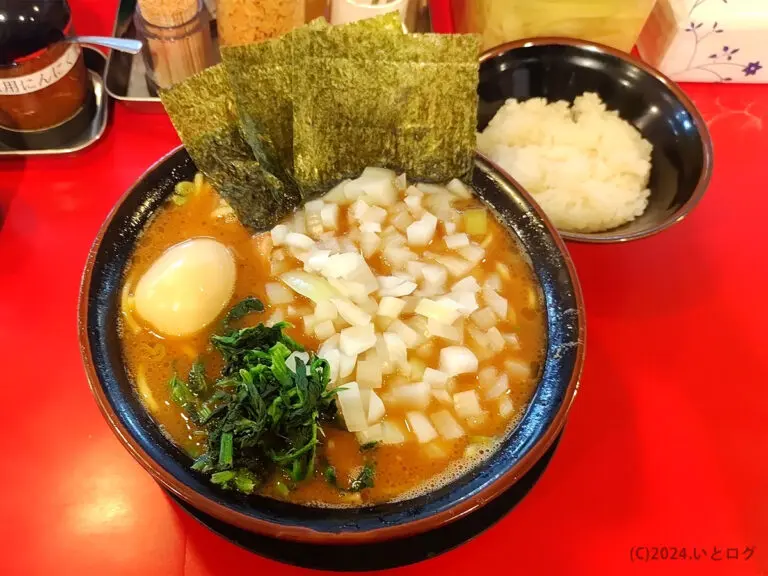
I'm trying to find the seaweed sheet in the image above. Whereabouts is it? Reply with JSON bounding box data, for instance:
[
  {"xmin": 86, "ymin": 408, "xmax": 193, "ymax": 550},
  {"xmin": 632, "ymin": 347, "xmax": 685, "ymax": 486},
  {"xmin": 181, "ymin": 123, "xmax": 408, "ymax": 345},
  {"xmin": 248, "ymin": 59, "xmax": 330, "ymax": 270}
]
[
  {"xmin": 160, "ymin": 64, "xmax": 301, "ymax": 231},
  {"xmin": 293, "ymin": 31, "xmax": 479, "ymax": 195},
  {"xmin": 221, "ymin": 14, "xmax": 403, "ymax": 199}
]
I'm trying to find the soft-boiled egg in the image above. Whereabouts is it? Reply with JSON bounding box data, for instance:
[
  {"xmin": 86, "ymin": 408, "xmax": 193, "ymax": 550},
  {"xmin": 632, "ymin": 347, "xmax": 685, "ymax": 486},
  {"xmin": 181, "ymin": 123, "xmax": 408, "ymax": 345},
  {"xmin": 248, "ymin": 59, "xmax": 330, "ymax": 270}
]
[{"xmin": 134, "ymin": 238, "xmax": 236, "ymax": 337}]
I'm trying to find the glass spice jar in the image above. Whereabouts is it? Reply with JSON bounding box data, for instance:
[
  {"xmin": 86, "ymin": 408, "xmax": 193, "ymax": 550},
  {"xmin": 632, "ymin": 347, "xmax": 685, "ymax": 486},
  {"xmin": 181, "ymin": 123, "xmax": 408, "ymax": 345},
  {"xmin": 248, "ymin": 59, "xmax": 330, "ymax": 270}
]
[
  {"xmin": 217, "ymin": 0, "xmax": 306, "ymax": 47},
  {"xmin": 0, "ymin": 0, "xmax": 89, "ymax": 132}
]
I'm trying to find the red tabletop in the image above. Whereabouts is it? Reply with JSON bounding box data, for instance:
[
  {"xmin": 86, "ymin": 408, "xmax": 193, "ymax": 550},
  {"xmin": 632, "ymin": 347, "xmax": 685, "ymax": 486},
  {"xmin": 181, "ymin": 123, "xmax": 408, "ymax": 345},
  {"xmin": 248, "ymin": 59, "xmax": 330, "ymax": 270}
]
[{"xmin": 1, "ymin": 1, "xmax": 767, "ymax": 574}]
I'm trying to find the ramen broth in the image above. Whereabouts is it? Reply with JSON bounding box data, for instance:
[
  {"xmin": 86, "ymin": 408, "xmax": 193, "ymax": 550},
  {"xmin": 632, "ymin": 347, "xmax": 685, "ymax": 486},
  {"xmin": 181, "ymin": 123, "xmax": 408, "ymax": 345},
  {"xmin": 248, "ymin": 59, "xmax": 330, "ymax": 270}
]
[{"xmin": 120, "ymin": 173, "xmax": 545, "ymax": 506}]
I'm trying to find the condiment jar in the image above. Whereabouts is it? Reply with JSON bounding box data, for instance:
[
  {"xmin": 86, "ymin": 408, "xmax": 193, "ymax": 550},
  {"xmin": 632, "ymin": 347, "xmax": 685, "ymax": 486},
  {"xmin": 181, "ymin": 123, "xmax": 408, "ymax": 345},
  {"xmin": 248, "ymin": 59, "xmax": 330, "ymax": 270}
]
[{"xmin": 0, "ymin": 0, "xmax": 90, "ymax": 136}]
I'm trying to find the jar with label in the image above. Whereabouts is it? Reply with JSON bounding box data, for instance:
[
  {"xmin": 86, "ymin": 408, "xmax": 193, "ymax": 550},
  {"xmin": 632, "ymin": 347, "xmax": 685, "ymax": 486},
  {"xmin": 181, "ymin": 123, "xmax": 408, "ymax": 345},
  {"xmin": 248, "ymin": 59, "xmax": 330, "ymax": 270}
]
[
  {"xmin": 217, "ymin": 0, "xmax": 306, "ymax": 47},
  {"xmin": 0, "ymin": 0, "xmax": 90, "ymax": 134}
]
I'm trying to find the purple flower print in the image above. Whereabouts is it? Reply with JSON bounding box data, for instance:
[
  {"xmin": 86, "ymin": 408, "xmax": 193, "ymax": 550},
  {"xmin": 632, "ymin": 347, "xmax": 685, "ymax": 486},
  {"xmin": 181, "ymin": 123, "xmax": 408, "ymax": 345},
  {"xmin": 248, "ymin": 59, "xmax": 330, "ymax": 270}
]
[{"xmin": 743, "ymin": 62, "xmax": 763, "ymax": 76}]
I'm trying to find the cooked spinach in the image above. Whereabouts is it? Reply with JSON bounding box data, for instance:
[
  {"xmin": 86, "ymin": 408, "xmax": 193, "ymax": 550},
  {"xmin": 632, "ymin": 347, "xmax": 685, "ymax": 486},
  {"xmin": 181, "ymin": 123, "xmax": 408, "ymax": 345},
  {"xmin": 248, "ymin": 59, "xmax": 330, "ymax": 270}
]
[
  {"xmin": 324, "ymin": 463, "xmax": 375, "ymax": 493},
  {"xmin": 168, "ymin": 297, "xmax": 338, "ymax": 494},
  {"xmin": 221, "ymin": 296, "xmax": 264, "ymax": 331}
]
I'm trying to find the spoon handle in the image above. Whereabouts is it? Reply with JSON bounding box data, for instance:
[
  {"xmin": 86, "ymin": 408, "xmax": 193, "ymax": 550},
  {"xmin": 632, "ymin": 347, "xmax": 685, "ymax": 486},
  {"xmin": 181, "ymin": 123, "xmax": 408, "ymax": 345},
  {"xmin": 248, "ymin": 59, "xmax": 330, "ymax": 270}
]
[{"xmin": 70, "ymin": 36, "xmax": 143, "ymax": 55}]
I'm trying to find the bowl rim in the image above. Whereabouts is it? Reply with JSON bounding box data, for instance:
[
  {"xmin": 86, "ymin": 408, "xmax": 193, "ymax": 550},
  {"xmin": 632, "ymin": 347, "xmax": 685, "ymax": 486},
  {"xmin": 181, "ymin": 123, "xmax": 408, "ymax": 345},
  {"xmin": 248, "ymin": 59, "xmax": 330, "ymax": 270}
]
[
  {"xmin": 78, "ymin": 145, "xmax": 586, "ymax": 544},
  {"xmin": 479, "ymin": 36, "xmax": 714, "ymax": 244}
]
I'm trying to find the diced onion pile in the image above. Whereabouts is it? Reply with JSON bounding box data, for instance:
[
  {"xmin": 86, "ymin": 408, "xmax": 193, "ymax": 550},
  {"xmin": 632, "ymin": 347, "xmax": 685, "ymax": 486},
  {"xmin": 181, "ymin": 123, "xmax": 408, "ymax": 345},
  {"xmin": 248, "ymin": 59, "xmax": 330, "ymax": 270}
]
[{"xmin": 259, "ymin": 167, "xmax": 533, "ymax": 452}]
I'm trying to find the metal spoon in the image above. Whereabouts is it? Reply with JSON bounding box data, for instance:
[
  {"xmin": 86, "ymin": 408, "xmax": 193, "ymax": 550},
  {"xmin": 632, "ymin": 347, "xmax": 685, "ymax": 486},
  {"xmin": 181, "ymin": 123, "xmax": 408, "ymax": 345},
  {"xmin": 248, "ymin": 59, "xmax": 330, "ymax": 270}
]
[{"xmin": 65, "ymin": 36, "xmax": 143, "ymax": 55}]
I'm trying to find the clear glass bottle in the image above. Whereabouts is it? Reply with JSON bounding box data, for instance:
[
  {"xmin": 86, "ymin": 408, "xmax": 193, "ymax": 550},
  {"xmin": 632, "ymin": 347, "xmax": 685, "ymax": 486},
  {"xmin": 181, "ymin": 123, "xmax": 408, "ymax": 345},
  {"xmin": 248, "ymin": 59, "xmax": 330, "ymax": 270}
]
[
  {"xmin": 451, "ymin": 0, "xmax": 657, "ymax": 53},
  {"xmin": 217, "ymin": 0, "xmax": 306, "ymax": 47}
]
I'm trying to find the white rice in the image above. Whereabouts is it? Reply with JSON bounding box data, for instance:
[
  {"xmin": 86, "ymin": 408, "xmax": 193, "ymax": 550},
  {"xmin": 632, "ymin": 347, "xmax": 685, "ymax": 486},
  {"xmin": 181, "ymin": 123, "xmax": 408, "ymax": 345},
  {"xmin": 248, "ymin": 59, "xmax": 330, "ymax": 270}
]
[{"xmin": 477, "ymin": 92, "xmax": 652, "ymax": 233}]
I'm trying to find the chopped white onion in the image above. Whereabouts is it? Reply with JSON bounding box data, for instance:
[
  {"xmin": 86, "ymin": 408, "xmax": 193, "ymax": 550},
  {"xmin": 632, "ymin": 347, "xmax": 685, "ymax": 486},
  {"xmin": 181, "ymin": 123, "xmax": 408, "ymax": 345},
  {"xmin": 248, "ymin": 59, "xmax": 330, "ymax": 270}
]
[
  {"xmin": 487, "ymin": 327, "xmax": 506, "ymax": 353},
  {"xmin": 389, "ymin": 382, "xmax": 431, "ymax": 410},
  {"xmin": 431, "ymin": 253, "xmax": 475, "ymax": 277},
  {"xmin": 280, "ymin": 271, "xmax": 338, "ymax": 303},
  {"xmin": 406, "ymin": 212, "xmax": 438, "ymax": 247},
  {"xmin": 340, "ymin": 352, "xmax": 357, "ymax": 379},
  {"xmin": 339, "ymin": 324, "xmax": 376, "ymax": 356},
  {"xmin": 471, "ymin": 306, "xmax": 498, "ymax": 330},
  {"xmin": 459, "ymin": 244, "xmax": 485, "ymax": 264},
  {"xmin": 482, "ymin": 287, "xmax": 508, "ymax": 320},
  {"xmin": 498, "ymin": 396, "xmax": 514, "ymax": 419},
  {"xmin": 322, "ymin": 252, "xmax": 364, "ymax": 280},
  {"xmin": 377, "ymin": 275, "xmax": 418, "ymax": 297},
  {"xmin": 444, "ymin": 233, "xmax": 470, "ymax": 249},
  {"xmin": 431, "ymin": 389, "xmax": 453, "ymax": 406},
  {"xmin": 356, "ymin": 424, "xmax": 383, "ymax": 445},
  {"xmin": 387, "ymin": 319, "xmax": 421, "ymax": 349},
  {"xmin": 366, "ymin": 390, "xmax": 386, "ymax": 424},
  {"xmin": 415, "ymin": 298, "xmax": 461, "ymax": 325},
  {"xmin": 430, "ymin": 410, "xmax": 465, "ymax": 439},
  {"xmin": 484, "ymin": 273, "xmax": 502, "ymax": 291},
  {"xmin": 421, "ymin": 264, "xmax": 447, "ymax": 288},
  {"xmin": 404, "ymin": 194, "xmax": 423, "ymax": 217},
  {"xmin": 445, "ymin": 291, "xmax": 479, "ymax": 315},
  {"xmin": 356, "ymin": 358, "xmax": 382, "ymax": 388},
  {"xmin": 322, "ymin": 349, "xmax": 341, "ymax": 383},
  {"xmin": 446, "ymin": 178, "xmax": 473, "ymax": 199},
  {"xmin": 320, "ymin": 203, "xmax": 339, "ymax": 230},
  {"xmin": 314, "ymin": 319, "xmax": 336, "ymax": 340},
  {"xmin": 406, "ymin": 411, "xmax": 438, "ymax": 443},
  {"xmin": 439, "ymin": 346, "xmax": 478, "ymax": 376},
  {"xmin": 360, "ymin": 231, "xmax": 382, "ymax": 258},
  {"xmin": 270, "ymin": 224, "xmax": 288, "ymax": 246},
  {"xmin": 427, "ymin": 317, "xmax": 462, "ymax": 343},
  {"xmin": 362, "ymin": 205, "xmax": 387, "ymax": 224},
  {"xmin": 285, "ymin": 232, "xmax": 315, "ymax": 250},
  {"xmin": 332, "ymin": 298, "xmax": 372, "ymax": 327},
  {"xmin": 305, "ymin": 249, "xmax": 331, "ymax": 273},
  {"xmin": 483, "ymin": 372, "xmax": 509, "ymax": 400},
  {"xmin": 377, "ymin": 296, "xmax": 406, "ymax": 318},
  {"xmin": 314, "ymin": 300, "xmax": 338, "ymax": 322},
  {"xmin": 337, "ymin": 382, "xmax": 368, "ymax": 432},
  {"xmin": 381, "ymin": 420, "xmax": 407, "ymax": 445},
  {"xmin": 452, "ymin": 276, "xmax": 481, "ymax": 293},
  {"xmin": 503, "ymin": 333, "xmax": 521, "ymax": 349},
  {"xmin": 265, "ymin": 282, "xmax": 294, "ymax": 305},
  {"xmin": 453, "ymin": 390, "xmax": 483, "ymax": 419},
  {"xmin": 383, "ymin": 332, "xmax": 408, "ymax": 373},
  {"xmin": 423, "ymin": 368, "xmax": 449, "ymax": 389}
]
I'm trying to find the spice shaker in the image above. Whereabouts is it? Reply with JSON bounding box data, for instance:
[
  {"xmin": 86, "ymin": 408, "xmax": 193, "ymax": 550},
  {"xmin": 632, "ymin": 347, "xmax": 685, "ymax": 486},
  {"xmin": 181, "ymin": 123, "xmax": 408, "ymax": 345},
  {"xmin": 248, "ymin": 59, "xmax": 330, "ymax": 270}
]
[
  {"xmin": 135, "ymin": 0, "xmax": 215, "ymax": 91},
  {"xmin": 0, "ymin": 0, "xmax": 92, "ymax": 147}
]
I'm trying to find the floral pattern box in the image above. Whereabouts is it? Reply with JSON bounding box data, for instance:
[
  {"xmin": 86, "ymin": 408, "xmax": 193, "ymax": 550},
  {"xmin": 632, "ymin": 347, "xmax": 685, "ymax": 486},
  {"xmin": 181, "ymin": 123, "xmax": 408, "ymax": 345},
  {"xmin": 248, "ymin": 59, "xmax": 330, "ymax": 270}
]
[{"xmin": 637, "ymin": 0, "xmax": 765, "ymax": 83}]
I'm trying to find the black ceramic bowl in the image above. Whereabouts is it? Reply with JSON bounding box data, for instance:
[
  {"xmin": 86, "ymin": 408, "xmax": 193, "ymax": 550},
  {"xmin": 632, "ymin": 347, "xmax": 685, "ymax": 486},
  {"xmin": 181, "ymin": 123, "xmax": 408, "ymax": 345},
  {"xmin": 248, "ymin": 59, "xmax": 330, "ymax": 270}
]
[
  {"xmin": 79, "ymin": 146, "xmax": 585, "ymax": 544},
  {"xmin": 478, "ymin": 38, "xmax": 714, "ymax": 243}
]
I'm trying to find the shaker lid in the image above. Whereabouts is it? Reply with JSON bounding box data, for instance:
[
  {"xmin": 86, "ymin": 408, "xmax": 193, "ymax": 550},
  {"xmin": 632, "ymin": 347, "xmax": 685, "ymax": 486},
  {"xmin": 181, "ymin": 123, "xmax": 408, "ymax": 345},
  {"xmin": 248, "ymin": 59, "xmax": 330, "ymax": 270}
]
[{"xmin": 0, "ymin": 0, "xmax": 71, "ymax": 66}]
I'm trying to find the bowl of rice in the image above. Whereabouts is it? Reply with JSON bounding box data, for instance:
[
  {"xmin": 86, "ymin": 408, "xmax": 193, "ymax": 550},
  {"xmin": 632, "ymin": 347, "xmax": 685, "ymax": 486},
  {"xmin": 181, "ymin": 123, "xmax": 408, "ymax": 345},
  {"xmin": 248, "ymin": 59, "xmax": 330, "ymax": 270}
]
[{"xmin": 477, "ymin": 38, "xmax": 713, "ymax": 243}]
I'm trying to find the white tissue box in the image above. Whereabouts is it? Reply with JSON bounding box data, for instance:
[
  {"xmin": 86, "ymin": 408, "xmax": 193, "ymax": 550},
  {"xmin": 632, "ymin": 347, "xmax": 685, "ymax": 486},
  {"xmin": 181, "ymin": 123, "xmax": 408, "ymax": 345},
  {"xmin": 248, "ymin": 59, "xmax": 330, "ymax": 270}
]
[{"xmin": 637, "ymin": 0, "xmax": 766, "ymax": 83}]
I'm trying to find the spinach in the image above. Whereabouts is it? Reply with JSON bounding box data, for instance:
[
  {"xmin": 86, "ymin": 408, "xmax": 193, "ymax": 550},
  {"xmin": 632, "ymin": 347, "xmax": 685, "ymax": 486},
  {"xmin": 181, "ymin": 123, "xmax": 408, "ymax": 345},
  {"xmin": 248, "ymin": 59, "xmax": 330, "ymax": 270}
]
[
  {"xmin": 169, "ymin": 297, "xmax": 338, "ymax": 494},
  {"xmin": 221, "ymin": 296, "xmax": 264, "ymax": 331},
  {"xmin": 324, "ymin": 463, "xmax": 375, "ymax": 493}
]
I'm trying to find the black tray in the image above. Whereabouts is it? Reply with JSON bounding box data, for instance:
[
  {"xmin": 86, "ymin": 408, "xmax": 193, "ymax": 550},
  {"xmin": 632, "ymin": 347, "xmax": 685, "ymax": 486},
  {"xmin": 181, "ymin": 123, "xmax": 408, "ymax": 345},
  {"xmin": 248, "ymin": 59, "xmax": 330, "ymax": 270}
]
[{"xmin": 169, "ymin": 433, "xmax": 560, "ymax": 572}]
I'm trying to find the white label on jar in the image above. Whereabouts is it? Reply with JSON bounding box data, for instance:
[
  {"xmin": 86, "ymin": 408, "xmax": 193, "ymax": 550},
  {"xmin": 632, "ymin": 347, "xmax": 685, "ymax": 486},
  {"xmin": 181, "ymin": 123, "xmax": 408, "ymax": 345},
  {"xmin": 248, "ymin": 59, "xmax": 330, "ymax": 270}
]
[{"xmin": 0, "ymin": 44, "xmax": 81, "ymax": 96}]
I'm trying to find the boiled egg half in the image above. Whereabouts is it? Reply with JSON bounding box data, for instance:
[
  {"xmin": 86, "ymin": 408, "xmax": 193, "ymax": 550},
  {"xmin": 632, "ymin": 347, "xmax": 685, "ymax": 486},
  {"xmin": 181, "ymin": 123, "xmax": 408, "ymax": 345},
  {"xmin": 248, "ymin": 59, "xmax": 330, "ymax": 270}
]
[{"xmin": 134, "ymin": 238, "xmax": 236, "ymax": 337}]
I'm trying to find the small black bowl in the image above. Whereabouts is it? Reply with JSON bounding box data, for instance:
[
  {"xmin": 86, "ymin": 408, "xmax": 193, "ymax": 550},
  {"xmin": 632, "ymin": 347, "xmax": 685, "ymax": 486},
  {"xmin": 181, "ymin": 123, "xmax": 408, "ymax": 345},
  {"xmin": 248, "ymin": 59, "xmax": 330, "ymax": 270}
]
[
  {"xmin": 79, "ymin": 146, "xmax": 585, "ymax": 545},
  {"xmin": 478, "ymin": 38, "xmax": 714, "ymax": 243}
]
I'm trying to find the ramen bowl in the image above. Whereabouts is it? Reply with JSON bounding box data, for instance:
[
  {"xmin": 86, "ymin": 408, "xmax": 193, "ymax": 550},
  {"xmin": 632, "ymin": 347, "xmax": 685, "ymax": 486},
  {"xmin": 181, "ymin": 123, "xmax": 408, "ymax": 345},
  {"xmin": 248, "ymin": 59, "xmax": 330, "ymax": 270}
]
[{"xmin": 79, "ymin": 145, "xmax": 585, "ymax": 544}]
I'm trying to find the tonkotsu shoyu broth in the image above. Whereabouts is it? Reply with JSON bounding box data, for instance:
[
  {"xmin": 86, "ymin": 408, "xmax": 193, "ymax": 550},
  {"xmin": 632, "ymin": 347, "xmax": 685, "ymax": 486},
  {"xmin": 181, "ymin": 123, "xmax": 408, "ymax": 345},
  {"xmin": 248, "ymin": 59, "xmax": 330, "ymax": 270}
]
[{"xmin": 120, "ymin": 168, "xmax": 545, "ymax": 506}]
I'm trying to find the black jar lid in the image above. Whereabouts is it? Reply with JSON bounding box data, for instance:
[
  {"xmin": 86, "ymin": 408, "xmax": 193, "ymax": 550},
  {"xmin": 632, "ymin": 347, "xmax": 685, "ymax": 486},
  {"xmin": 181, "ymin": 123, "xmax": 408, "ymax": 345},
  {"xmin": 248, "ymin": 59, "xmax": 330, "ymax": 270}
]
[{"xmin": 0, "ymin": 0, "xmax": 71, "ymax": 67}]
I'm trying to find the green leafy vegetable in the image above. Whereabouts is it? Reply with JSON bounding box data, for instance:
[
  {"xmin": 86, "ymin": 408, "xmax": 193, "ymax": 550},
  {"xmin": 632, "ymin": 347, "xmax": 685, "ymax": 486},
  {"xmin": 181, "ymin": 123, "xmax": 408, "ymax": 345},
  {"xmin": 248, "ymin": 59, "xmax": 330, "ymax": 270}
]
[
  {"xmin": 222, "ymin": 296, "xmax": 265, "ymax": 331},
  {"xmin": 360, "ymin": 441, "xmax": 379, "ymax": 452},
  {"xmin": 188, "ymin": 359, "xmax": 208, "ymax": 395},
  {"xmin": 175, "ymin": 299, "xmax": 338, "ymax": 494},
  {"xmin": 324, "ymin": 463, "xmax": 375, "ymax": 492}
]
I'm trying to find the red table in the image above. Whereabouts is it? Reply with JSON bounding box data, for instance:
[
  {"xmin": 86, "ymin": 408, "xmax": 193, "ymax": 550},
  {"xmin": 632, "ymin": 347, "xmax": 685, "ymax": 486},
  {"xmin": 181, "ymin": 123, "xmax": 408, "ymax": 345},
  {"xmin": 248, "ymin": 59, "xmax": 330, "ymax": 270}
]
[{"xmin": 2, "ymin": 1, "xmax": 767, "ymax": 574}]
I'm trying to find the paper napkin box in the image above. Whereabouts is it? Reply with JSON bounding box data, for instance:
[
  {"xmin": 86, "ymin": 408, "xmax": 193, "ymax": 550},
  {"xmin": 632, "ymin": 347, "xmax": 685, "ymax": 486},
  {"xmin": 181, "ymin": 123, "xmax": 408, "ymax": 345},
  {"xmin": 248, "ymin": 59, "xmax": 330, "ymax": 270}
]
[{"xmin": 637, "ymin": 0, "xmax": 766, "ymax": 83}]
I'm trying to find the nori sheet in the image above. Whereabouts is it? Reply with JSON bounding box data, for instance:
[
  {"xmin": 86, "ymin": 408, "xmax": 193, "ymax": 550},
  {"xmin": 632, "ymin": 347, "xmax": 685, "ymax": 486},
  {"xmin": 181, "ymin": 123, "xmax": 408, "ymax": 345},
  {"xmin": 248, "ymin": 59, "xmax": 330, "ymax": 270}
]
[
  {"xmin": 160, "ymin": 14, "xmax": 479, "ymax": 228},
  {"xmin": 293, "ymin": 31, "xmax": 479, "ymax": 195},
  {"xmin": 221, "ymin": 14, "xmax": 403, "ymax": 200},
  {"xmin": 159, "ymin": 64, "xmax": 301, "ymax": 231}
]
